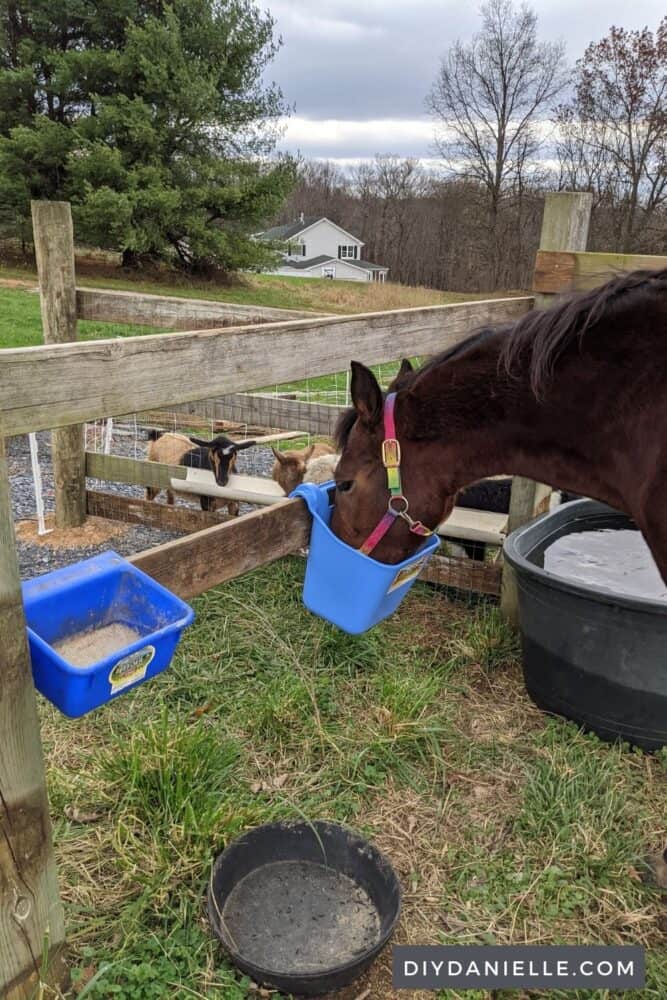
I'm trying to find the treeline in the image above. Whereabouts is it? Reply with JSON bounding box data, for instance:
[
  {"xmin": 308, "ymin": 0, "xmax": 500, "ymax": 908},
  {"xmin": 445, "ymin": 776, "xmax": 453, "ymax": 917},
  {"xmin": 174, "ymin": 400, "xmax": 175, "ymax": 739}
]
[
  {"xmin": 276, "ymin": 158, "xmax": 666, "ymax": 293},
  {"xmin": 276, "ymin": 8, "xmax": 666, "ymax": 294}
]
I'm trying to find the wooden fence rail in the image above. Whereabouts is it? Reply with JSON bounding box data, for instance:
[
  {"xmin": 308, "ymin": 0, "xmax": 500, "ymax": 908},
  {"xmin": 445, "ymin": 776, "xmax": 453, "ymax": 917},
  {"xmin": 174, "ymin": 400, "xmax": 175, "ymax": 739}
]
[
  {"xmin": 76, "ymin": 287, "xmax": 316, "ymax": 328},
  {"xmin": 0, "ymin": 297, "xmax": 532, "ymax": 436},
  {"xmin": 533, "ymin": 249, "xmax": 667, "ymax": 294},
  {"xmin": 173, "ymin": 393, "xmax": 345, "ymax": 437}
]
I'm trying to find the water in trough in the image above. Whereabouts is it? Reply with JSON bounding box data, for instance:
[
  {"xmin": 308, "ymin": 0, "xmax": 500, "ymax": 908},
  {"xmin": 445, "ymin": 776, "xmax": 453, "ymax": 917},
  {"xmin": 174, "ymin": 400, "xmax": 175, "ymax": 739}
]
[{"xmin": 544, "ymin": 528, "xmax": 667, "ymax": 603}]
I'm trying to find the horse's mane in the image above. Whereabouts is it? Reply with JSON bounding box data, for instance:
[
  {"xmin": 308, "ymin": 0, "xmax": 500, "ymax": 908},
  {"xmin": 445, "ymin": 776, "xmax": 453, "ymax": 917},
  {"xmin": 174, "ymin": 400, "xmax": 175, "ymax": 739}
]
[
  {"xmin": 335, "ymin": 407, "xmax": 357, "ymax": 450},
  {"xmin": 417, "ymin": 267, "xmax": 667, "ymax": 397},
  {"xmin": 500, "ymin": 267, "xmax": 667, "ymax": 395},
  {"xmin": 335, "ymin": 267, "xmax": 667, "ymax": 447}
]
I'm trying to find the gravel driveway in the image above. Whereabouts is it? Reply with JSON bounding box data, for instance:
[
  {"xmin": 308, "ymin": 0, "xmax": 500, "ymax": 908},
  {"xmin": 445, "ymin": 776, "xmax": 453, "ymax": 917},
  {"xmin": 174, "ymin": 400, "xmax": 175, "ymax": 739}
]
[{"xmin": 8, "ymin": 427, "xmax": 277, "ymax": 581}]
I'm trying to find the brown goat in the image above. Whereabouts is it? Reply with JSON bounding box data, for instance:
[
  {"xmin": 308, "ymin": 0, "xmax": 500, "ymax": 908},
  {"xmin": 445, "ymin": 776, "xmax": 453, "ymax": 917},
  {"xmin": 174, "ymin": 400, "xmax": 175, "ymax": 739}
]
[{"xmin": 271, "ymin": 442, "xmax": 337, "ymax": 495}]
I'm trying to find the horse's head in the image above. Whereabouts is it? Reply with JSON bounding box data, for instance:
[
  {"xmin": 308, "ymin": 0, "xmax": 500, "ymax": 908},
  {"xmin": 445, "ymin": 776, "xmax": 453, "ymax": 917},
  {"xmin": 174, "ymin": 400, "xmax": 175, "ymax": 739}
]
[{"xmin": 330, "ymin": 360, "xmax": 455, "ymax": 564}]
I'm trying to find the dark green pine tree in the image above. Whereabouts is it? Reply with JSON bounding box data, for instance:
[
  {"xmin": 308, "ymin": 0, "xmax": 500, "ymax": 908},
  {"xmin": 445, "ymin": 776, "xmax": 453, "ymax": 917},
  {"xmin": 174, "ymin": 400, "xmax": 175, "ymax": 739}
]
[{"xmin": 0, "ymin": 0, "xmax": 295, "ymax": 272}]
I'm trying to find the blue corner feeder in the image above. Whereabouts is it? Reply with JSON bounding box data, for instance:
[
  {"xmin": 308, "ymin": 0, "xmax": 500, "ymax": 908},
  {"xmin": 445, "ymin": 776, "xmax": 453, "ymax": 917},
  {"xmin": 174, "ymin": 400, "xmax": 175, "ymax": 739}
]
[
  {"xmin": 292, "ymin": 482, "xmax": 440, "ymax": 634},
  {"xmin": 22, "ymin": 551, "xmax": 195, "ymax": 718}
]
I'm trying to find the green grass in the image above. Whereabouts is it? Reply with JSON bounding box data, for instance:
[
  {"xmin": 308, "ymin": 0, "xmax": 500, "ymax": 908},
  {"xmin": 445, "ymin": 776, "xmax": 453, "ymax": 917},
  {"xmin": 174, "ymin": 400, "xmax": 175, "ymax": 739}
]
[
  {"xmin": 0, "ymin": 286, "xmax": 166, "ymax": 348},
  {"xmin": 38, "ymin": 563, "xmax": 666, "ymax": 999},
  {"xmin": 0, "ymin": 258, "xmax": 513, "ymax": 320}
]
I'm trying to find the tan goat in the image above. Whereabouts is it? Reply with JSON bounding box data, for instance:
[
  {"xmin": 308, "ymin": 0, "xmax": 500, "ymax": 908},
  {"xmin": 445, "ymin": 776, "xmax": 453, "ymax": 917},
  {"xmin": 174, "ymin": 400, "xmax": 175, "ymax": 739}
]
[{"xmin": 271, "ymin": 442, "xmax": 337, "ymax": 495}]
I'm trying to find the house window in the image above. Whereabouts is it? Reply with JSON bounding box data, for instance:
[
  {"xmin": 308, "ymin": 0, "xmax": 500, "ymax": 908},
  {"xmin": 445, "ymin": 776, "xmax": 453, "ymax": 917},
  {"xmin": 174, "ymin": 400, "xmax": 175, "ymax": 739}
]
[
  {"xmin": 322, "ymin": 266, "xmax": 336, "ymax": 279},
  {"xmin": 338, "ymin": 245, "xmax": 358, "ymax": 259},
  {"xmin": 287, "ymin": 242, "xmax": 306, "ymax": 256}
]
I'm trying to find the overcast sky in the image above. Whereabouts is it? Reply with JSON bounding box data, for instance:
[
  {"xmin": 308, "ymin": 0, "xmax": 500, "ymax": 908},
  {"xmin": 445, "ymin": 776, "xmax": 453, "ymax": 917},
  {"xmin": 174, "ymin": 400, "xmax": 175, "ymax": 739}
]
[{"xmin": 264, "ymin": 0, "xmax": 664, "ymax": 165}]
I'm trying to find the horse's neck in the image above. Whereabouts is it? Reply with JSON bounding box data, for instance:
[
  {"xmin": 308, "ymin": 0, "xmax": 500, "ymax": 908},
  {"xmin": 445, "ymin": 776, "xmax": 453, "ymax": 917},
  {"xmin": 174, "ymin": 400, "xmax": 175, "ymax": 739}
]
[{"xmin": 400, "ymin": 339, "xmax": 625, "ymax": 508}]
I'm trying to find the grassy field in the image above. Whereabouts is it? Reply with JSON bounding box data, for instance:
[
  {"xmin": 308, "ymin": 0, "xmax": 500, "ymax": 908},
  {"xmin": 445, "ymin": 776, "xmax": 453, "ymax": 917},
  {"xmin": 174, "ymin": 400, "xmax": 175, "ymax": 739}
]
[
  {"xmin": 0, "ymin": 286, "xmax": 167, "ymax": 348},
  {"xmin": 0, "ymin": 260, "xmax": 513, "ymax": 325},
  {"xmin": 38, "ymin": 562, "xmax": 666, "ymax": 1000}
]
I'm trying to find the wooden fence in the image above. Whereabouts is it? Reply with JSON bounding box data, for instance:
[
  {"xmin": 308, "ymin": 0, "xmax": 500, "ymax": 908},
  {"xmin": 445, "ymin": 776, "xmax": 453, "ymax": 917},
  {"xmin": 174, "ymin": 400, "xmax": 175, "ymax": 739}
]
[{"xmin": 1, "ymin": 193, "xmax": 666, "ymax": 997}]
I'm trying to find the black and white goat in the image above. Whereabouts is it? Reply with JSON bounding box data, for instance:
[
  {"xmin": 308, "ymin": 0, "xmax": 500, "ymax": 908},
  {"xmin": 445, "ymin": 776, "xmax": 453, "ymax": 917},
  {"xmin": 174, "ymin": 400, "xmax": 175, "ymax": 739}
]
[{"xmin": 146, "ymin": 431, "xmax": 255, "ymax": 515}]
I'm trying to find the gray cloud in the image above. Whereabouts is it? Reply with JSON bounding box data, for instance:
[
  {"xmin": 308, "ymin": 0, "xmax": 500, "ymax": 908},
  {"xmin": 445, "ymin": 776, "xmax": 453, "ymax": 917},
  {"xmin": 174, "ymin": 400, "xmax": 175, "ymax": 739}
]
[{"xmin": 265, "ymin": 0, "xmax": 664, "ymax": 161}]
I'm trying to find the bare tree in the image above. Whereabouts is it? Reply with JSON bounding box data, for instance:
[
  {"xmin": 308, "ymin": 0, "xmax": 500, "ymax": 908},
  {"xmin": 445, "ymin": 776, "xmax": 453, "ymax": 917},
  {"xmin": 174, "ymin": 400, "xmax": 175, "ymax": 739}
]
[
  {"xmin": 555, "ymin": 18, "xmax": 667, "ymax": 252},
  {"xmin": 426, "ymin": 0, "xmax": 565, "ymax": 286},
  {"xmin": 427, "ymin": 0, "xmax": 565, "ymax": 212}
]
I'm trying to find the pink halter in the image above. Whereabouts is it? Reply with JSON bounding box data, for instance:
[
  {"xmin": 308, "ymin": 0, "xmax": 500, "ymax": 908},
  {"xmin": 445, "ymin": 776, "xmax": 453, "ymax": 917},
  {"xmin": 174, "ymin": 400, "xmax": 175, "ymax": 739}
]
[{"xmin": 358, "ymin": 393, "xmax": 435, "ymax": 556}]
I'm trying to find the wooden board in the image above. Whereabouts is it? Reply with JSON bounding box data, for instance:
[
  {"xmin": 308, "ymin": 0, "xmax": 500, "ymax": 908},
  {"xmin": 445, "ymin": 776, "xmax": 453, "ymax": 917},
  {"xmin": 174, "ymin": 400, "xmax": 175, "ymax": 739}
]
[
  {"xmin": 438, "ymin": 506, "xmax": 507, "ymax": 544},
  {"xmin": 85, "ymin": 452, "xmax": 186, "ymax": 489},
  {"xmin": 533, "ymin": 249, "xmax": 667, "ymax": 294},
  {"xmin": 0, "ymin": 438, "xmax": 67, "ymax": 998},
  {"xmin": 173, "ymin": 468, "xmax": 285, "ymax": 506},
  {"xmin": 180, "ymin": 394, "xmax": 346, "ymax": 437},
  {"xmin": 76, "ymin": 287, "xmax": 317, "ymax": 327},
  {"xmin": 0, "ymin": 296, "xmax": 533, "ymax": 436},
  {"xmin": 32, "ymin": 200, "xmax": 86, "ymax": 529},
  {"xmin": 86, "ymin": 490, "xmax": 228, "ymax": 532},
  {"xmin": 130, "ymin": 497, "xmax": 311, "ymax": 599}
]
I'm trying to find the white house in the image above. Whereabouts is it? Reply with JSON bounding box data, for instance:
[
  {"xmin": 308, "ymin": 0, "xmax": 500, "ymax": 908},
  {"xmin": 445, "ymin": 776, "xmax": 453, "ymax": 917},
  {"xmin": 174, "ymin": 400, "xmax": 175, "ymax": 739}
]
[{"xmin": 255, "ymin": 215, "xmax": 389, "ymax": 282}]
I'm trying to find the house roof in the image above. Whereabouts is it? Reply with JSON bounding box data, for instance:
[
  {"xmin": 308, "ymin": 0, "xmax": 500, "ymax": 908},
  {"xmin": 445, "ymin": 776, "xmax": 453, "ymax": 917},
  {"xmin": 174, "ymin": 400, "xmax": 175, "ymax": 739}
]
[
  {"xmin": 279, "ymin": 255, "xmax": 389, "ymax": 274},
  {"xmin": 258, "ymin": 216, "xmax": 322, "ymax": 241},
  {"xmin": 279, "ymin": 255, "xmax": 333, "ymax": 270},
  {"xmin": 257, "ymin": 216, "xmax": 365, "ymax": 247}
]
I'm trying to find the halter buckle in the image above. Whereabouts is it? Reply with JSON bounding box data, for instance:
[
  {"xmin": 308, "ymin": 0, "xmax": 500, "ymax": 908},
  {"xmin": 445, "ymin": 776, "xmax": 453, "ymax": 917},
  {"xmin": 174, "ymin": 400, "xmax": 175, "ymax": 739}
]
[{"xmin": 382, "ymin": 438, "xmax": 401, "ymax": 468}]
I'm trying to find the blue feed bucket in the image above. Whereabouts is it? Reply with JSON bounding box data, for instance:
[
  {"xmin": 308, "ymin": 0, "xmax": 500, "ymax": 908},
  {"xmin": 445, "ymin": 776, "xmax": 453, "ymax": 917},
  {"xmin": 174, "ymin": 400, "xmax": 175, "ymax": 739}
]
[
  {"xmin": 292, "ymin": 482, "xmax": 440, "ymax": 634},
  {"xmin": 22, "ymin": 551, "xmax": 194, "ymax": 717}
]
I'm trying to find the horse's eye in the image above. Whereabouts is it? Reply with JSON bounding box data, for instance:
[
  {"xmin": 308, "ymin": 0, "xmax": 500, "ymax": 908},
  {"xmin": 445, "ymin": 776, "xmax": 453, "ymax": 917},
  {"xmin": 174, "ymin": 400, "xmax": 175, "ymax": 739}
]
[{"xmin": 336, "ymin": 480, "xmax": 355, "ymax": 493}]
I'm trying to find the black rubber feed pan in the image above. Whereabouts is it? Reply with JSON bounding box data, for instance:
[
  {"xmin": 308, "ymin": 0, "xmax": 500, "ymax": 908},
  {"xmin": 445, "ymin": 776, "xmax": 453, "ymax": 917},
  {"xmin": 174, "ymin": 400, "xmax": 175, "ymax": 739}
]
[{"xmin": 207, "ymin": 820, "xmax": 401, "ymax": 996}]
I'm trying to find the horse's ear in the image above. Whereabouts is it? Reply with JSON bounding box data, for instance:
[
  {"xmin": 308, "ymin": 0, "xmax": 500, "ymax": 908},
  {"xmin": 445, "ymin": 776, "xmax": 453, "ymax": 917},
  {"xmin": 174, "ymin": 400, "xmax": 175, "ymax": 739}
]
[
  {"xmin": 387, "ymin": 357, "xmax": 414, "ymax": 392},
  {"xmin": 350, "ymin": 361, "xmax": 383, "ymax": 427}
]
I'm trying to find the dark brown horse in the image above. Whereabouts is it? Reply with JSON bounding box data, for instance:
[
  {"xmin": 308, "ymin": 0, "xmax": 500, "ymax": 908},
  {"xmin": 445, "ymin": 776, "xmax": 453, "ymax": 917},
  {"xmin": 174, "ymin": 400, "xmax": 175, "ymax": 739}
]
[{"xmin": 331, "ymin": 268, "xmax": 667, "ymax": 580}]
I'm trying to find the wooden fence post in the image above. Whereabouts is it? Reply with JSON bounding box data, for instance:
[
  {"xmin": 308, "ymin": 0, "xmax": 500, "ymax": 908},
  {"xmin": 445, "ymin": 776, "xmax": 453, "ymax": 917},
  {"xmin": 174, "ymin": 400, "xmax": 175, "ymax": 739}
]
[
  {"xmin": 31, "ymin": 201, "xmax": 86, "ymax": 529},
  {"xmin": 501, "ymin": 191, "xmax": 593, "ymax": 623},
  {"xmin": 0, "ymin": 437, "xmax": 67, "ymax": 998}
]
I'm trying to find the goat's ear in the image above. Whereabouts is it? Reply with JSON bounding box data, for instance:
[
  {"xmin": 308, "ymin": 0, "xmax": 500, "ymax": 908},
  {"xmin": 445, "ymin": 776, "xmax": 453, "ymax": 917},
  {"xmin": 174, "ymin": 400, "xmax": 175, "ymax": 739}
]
[
  {"xmin": 350, "ymin": 361, "xmax": 383, "ymax": 427},
  {"xmin": 271, "ymin": 446, "xmax": 287, "ymax": 464},
  {"xmin": 189, "ymin": 436, "xmax": 210, "ymax": 448},
  {"xmin": 303, "ymin": 444, "xmax": 315, "ymax": 462}
]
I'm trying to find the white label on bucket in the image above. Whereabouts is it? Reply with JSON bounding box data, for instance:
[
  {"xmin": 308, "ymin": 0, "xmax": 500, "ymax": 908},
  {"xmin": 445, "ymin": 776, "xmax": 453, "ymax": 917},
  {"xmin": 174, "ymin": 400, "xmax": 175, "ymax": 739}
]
[
  {"xmin": 109, "ymin": 646, "xmax": 156, "ymax": 694},
  {"xmin": 387, "ymin": 558, "xmax": 427, "ymax": 594}
]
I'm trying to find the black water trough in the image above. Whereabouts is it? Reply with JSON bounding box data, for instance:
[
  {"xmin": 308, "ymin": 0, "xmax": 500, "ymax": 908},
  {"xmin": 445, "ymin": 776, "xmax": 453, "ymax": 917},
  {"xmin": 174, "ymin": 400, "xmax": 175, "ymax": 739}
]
[
  {"xmin": 208, "ymin": 820, "xmax": 401, "ymax": 996},
  {"xmin": 504, "ymin": 499, "xmax": 667, "ymax": 751}
]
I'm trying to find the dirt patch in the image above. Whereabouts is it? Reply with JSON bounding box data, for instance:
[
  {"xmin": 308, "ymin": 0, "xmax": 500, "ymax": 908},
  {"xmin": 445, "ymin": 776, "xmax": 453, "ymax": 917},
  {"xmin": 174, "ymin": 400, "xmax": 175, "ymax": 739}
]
[
  {"xmin": 0, "ymin": 276, "xmax": 37, "ymax": 290},
  {"xmin": 16, "ymin": 515, "xmax": 128, "ymax": 548}
]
